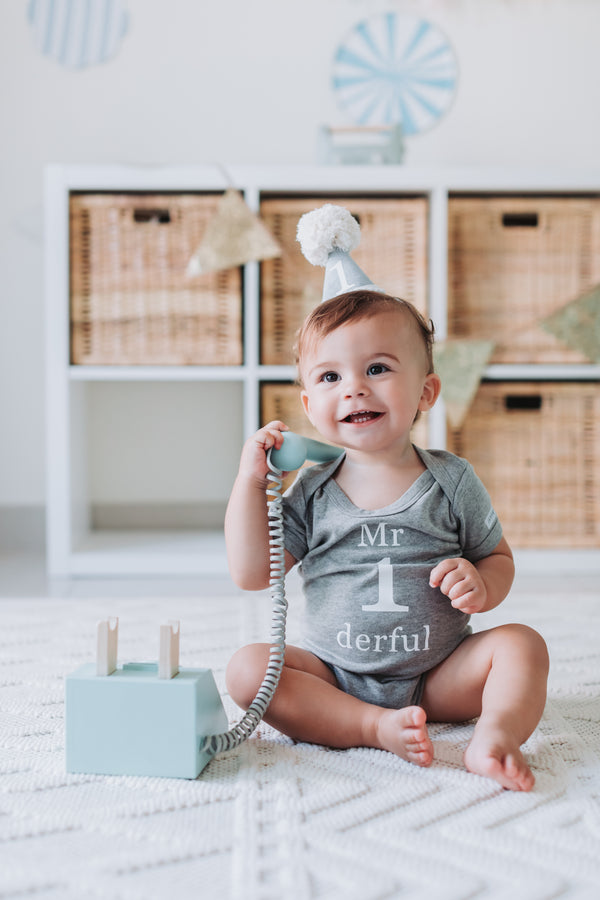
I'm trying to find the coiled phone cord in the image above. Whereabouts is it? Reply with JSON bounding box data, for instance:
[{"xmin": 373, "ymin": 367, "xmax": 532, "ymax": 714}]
[{"xmin": 200, "ymin": 454, "xmax": 287, "ymax": 757}]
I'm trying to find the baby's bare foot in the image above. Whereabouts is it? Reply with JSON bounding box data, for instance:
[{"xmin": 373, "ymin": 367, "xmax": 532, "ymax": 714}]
[
  {"xmin": 376, "ymin": 706, "xmax": 433, "ymax": 767},
  {"xmin": 464, "ymin": 722, "xmax": 535, "ymax": 791}
]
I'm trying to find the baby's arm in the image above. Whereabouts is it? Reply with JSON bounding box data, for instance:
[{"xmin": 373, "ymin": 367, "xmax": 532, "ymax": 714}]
[
  {"xmin": 429, "ymin": 536, "xmax": 514, "ymax": 615},
  {"xmin": 225, "ymin": 420, "xmax": 297, "ymax": 590}
]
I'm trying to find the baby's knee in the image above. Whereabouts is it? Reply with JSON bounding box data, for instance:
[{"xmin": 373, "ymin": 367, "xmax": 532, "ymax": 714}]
[
  {"xmin": 500, "ymin": 624, "xmax": 549, "ymax": 673},
  {"xmin": 226, "ymin": 643, "xmax": 271, "ymax": 708}
]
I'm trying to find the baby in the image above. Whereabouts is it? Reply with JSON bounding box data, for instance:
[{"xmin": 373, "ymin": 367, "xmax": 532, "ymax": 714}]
[{"xmin": 225, "ymin": 211, "xmax": 548, "ymax": 792}]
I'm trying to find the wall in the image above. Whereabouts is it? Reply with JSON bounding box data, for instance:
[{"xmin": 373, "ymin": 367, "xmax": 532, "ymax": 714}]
[{"xmin": 1, "ymin": 0, "xmax": 599, "ymax": 540}]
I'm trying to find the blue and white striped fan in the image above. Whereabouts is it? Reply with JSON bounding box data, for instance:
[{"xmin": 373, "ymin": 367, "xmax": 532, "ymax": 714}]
[
  {"xmin": 27, "ymin": 0, "xmax": 129, "ymax": 69},
  {"xmin": 332, "ymin": 13, "xmax": 458, "ymax": 135}
]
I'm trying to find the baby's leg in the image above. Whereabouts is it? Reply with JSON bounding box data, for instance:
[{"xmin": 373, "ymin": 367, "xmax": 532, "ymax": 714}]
[
  {"xmin": 226, "ymin": 643, "xmax": 433, "ymax": 766},
  {"xmin": 421, "ymin": 624, "xmax": 549, "ymax": 791}
]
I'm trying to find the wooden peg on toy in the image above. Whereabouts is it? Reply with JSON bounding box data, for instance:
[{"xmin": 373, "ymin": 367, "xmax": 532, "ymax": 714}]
[
  {"xmin": 158, "ymin": 620, "xmax": 180, "ymax": 679},
  {"xmin": 96, "ymin": 617, "xmax": 118, "ymax": 676}
]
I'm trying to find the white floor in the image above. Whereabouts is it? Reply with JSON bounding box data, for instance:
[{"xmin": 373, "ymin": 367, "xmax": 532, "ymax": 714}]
[{"xmin": 1, "ymin": 550, "xmax": 599, "ymax": 899}]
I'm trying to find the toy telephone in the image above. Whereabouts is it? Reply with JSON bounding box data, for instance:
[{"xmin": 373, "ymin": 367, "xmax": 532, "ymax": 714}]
[
  {"xmin": 65, "ymin": 432, "xmax": 342, "ymax": 778},
  {"xmin": 269, "ymin": 430, "xmax": 344, "ymax": 471},
  {"xmin": 200, "ymin": 432, "xmax": 343, "ymax": 757}
]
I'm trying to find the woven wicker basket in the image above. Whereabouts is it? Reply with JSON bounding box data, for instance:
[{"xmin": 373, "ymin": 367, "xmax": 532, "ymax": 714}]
[
  {"xmin": 261, "ymin": 381, "xmax": 429, "ymax": 490},
  {"xmin": 447, "ymin": 381, "xmax": 600, "ymax": 548},
  {"xmin": 448, "ymin": 196, "xmax": 600, "ymax": 364},
  {"xmin": 259, "ymin": 196, "xmax": 428, "ymax": 365},
  {"xmin": 70, "ymin": 193, "xmax": 243, "ymax": 365}
]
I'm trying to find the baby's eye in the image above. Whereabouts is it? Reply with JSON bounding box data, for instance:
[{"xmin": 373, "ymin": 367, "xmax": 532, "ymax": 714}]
[
  {"xmin": 367, "ymin": 363, "xmax": 389, "ymax": 376},
  {"xmin": 320, "ymin": 371, "xmax": 340, "ymax": 383}
]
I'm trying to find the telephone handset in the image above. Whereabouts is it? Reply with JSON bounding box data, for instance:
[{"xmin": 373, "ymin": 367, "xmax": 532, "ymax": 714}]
[
  {"xmin": 269, "ymin": 431, "xmax": 344, "ymax": 471},
  {"xmin": 201, "ymin": 432, "xmax": 343, "ymax": 762}
]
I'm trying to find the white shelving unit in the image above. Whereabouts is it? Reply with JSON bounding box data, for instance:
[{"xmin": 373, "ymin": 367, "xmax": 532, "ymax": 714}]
[{"xmin": 45, "ymin": 165, "xmax": 600, "ymax": 577}]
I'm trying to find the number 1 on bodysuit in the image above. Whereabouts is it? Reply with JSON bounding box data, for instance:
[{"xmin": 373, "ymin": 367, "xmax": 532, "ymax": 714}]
[{"xmin": 362, "ymin": 558, "xmax": 410, "ymax": 612}]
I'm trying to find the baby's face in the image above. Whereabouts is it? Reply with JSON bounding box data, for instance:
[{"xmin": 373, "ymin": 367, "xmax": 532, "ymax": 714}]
[{"xmin": 299, "ymin": 309, "xmax": 439, "ymax": 456}]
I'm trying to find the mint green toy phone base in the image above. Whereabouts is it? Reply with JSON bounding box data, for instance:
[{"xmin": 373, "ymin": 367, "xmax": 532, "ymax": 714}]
[{"xmin": 66, "ymin": 663, "xmax": 228, "ymax": 779}]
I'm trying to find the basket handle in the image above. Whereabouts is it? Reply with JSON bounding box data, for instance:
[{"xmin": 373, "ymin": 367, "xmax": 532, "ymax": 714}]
[
  {"xmin": 504, "ymin": 394, "xmax": 543, "ymax": 411},
  {"xmin": 133, "ymin": 208, "xmax": 171, "ymax": 224},
  {"xmin": 501, "ymin": 212, "xmax": 539, "ymax": 228}
]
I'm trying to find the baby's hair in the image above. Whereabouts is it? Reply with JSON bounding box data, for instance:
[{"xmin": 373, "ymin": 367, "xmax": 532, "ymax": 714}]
[{"xmin": 295, "ymin": 290, "xmax": 435, "ymax": 382}]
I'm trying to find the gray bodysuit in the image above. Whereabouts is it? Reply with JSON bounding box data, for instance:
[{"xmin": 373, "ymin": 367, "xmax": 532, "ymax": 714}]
[{"xmin": 282, "ymin": 447, "xmax": 503, "ymax": 708}]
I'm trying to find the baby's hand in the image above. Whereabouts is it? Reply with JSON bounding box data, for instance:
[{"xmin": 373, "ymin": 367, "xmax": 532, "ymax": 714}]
[
  {"xmin": 238, "ymin": 420, "xmax": 288, "ymax": 482},
  {"xmin": 429, "ymin": 557, "xmax": 487, "ymax": 614}
]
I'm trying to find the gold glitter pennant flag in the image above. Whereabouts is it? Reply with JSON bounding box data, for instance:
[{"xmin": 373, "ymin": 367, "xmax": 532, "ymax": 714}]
[
  {"xmin": 540, "ymin": 285, "xmax": 600, "ymax": 363},
  {"xmin": 433, "ymin": 339, "xmax": 495, "ymax": 429},
  {"xmin": 187, "ymin": 189, "xmax": 281, "ymax": 276}
]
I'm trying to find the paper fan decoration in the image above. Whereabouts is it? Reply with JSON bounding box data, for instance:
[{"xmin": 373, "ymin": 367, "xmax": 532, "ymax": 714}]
[
  {"xmin": 332, "ymin": 13, "xmax": 458, "ymax": 135},
  {"xmin": 27, "ymin": 0, "xmax": 129, "ymax": 69}
]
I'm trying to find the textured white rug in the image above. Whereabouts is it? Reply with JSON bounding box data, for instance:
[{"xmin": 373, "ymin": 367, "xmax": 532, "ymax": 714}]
[{"xmin": 1, "ymin": 581, "xmax": 599, "ymax": 899}]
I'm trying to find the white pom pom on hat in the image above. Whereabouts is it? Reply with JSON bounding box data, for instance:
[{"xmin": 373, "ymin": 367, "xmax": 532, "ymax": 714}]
[
  {"xmin": 296, "ymin": 204, "xmax": 360, "ymax": 266},
  {"xmin": 296, "ymin": 204, "xmax": 383, "ymax": 302}
]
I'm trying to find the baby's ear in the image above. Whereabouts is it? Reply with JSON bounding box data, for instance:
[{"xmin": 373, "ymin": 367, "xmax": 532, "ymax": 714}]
[
  {"xmin": 419, "ymin": 373, "xmax": 442, "ymax": 411},
  {"xmin": 300, "ymin": 390, "xmax": 314, "ymax": 423}
]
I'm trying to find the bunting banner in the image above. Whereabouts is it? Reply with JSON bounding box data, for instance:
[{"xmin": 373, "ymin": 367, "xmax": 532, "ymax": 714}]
[
  {"xmin": 433, "ymin": 339, "xmax": 495, "ymax": 429},
  {"xmin": 540, "ymin": 284, "xmax": 600, "ymax": 363},
  {"xmin": 187, "ymin": 189, "xmax": 281, "ymax": 276}
]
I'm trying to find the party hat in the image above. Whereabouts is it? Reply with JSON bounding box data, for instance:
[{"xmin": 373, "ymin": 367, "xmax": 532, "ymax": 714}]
[{"xmin": 296, "ymin": 204, "xmax": 382, "ymax": 301}]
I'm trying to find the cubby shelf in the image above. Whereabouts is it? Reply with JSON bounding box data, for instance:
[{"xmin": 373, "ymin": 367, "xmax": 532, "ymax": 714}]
[{"xmin": 45, "ymin": 165, "xmax": 600, "ymax": 576}]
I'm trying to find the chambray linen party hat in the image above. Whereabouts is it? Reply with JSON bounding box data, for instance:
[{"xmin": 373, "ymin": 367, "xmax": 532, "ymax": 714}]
[{"xmin": 296, "ymin": 204, "xmax": 384, "ymax": 302}]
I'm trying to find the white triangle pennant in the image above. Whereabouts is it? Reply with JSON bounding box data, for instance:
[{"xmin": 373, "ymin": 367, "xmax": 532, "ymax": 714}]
[{"xmin": 187, "ymin": 189, "xmax": 281, "ymax": 276}]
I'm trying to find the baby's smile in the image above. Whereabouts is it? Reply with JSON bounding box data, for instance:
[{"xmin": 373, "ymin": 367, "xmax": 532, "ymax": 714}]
[{"xmin": 342, "ymin": 410, "xmax": 384, "ymax": 424}]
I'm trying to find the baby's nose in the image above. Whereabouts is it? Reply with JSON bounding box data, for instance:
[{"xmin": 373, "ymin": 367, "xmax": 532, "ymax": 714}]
[{"xmin": 344, "ymin": 375, "xmax": 368, "ymax": 398}]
